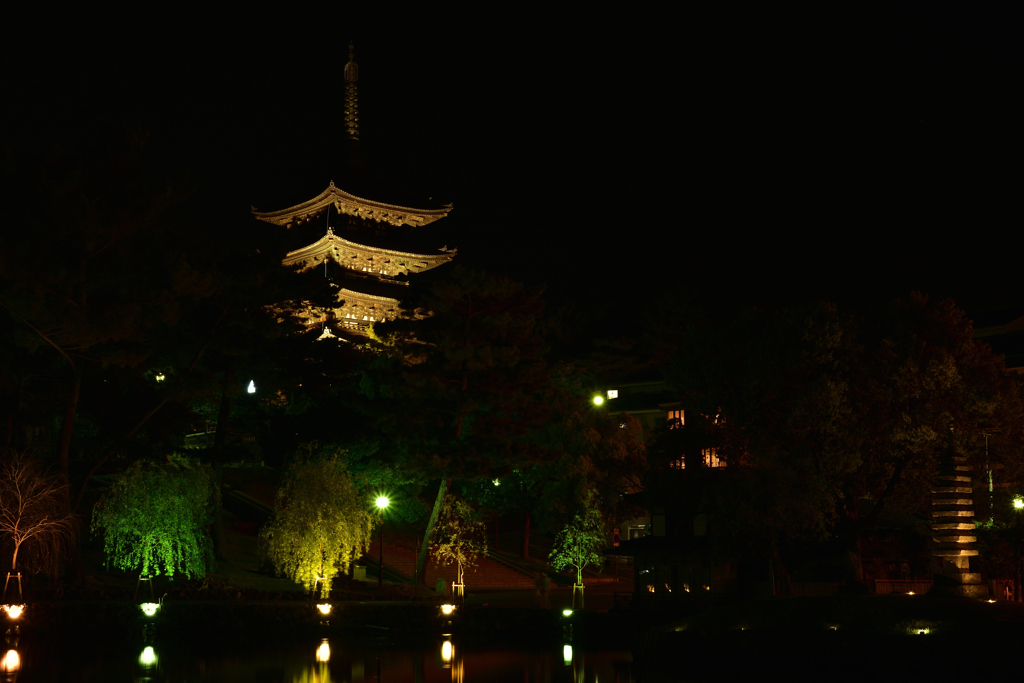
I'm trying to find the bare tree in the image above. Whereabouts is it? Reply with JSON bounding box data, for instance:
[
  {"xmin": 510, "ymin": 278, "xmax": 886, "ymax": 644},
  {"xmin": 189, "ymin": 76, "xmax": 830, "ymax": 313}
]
[{"xmin": 0, "ymin": 451, "xmax": 78, "ymax": 592}]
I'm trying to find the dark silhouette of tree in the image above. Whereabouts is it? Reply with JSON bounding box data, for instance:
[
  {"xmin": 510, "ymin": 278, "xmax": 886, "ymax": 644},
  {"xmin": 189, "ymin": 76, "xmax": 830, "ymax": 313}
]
[
  {"xmin": 666, "ymin": 294, "xmax": 1024, "ymax": 590},
  {"xmin": 357, "ymin": 267, "xmax": 552, "ymax": 583}
]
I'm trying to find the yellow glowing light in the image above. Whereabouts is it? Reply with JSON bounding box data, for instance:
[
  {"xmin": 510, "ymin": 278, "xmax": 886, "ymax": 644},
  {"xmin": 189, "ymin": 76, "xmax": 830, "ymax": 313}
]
[
  {"xmin": 592, "ymin": 395, "xmax": 604, "ymax": 406},
  {"xmin": 562, "ymin": 609, "xmax": 573, "ymax": 617},
  {"xmin": 316, "ymin": 639, "xmax": 331, "ymax": 663},
  {"xmin": 1014, "ymin": 495, "xmax": 1024, "ymax": 510},
  {"xmin": 139, "ymin": 646, "xmax": 157, "ymax": 667},
  {"xmin": 563, "ymin": 644, "xmax": 573, "ymax": 664},
  {"xmin": 316, "ymin": 603, "xmax": 332, "ymax": 615},
  {"xmin": 140, "ymin": 602, "xmax": 160, "ymax": 616},
  {"xmin": 155, "ymin": 374, "xmax": 165, "ymax": 382},
  {"xmin": 3, "ymin": 605, "xmax": 24, "ymax": 619},
  {"xmin": 987, "ymin": 599, "xmax": 997, "ymax": 603},
  {"xmin": 907, "ymin": 591, "xmax": 915, "ymax": 595},
  {"xmin": 375, "ymin": 496, "xmax": 389, "ymax": 510},
  {"xmin": 914, "ymin": 628, "xmax": 930, "ymax": 635},
  {"xmin": 1, "ymin": 650, "xmax": 19, "ymax": 673},
  {"xmin": 440, "ymin": 604, "xmax": 455, "ymax": 615},
  {"xmin": 441, "ymin": 640, "xmax": 453, "ymax": 662},
  {"xmin": 493, "ymin": 478, "xmax": 501, "ymax": 486},
  {"xmin": 247, "ymin": 380, "xmax": 256, "ymax": 394}
]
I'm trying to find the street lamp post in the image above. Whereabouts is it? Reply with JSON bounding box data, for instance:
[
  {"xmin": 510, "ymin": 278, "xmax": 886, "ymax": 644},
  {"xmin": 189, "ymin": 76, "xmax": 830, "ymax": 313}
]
[
  {"xmin": 1014, "ymin": 495, "xmax": 1023, "ymax": 601},
  {"xmin": 376, "ymin": 496, "xmax": 389, "ymax": 590}
]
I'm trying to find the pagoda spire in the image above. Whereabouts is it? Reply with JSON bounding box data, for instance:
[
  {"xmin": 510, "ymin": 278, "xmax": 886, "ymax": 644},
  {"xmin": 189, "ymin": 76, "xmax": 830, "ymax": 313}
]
[{"xmin": 344, "ymin": 41, "xmax": 359, "ymax": 144}]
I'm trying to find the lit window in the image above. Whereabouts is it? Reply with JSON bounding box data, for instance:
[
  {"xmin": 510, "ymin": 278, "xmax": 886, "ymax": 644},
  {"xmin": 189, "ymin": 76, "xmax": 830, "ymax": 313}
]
[
  {"xmin": 607, "ymin": 389, "xmax": 618, "ymax": 399},
  {"xmin": 667, "ymin": 410, "xmax": 684, "ymax": 427},
  {"xmin": 702, "ymin": 448, "xmax": 725, "ymax": 468}
]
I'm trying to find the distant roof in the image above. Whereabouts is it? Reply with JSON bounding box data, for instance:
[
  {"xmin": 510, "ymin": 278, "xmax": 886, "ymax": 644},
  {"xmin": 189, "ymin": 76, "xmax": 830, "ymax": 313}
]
[{"xmin": 253, "ymin": 180, "xmax": 452, "ymax": 229}]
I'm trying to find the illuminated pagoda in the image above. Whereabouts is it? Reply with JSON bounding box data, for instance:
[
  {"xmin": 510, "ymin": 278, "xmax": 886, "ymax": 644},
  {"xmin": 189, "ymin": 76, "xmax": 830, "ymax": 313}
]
[
  {"xmin": 930, "ymin": 424, "xmax": 986, "ymax": 598},
  {"xmin": 253, "ymin": 43, "xmax": 455, "ymax": 337}
]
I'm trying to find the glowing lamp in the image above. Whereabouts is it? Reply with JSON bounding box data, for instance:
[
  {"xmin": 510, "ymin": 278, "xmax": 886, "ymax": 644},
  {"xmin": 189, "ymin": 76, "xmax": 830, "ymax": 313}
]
[
  {"xmin": 563, "ymin": 644, "xmax": 573, "ymax": 664},
  {"xmin": 441, "ymin": 640, "xmax": 453, "ymax": 662},
  {"xmin": 561, "ymin": 609, "xmax": 573, "ymax": 617},
  {"xmin": 316, "ymin": 639, "xmax": 331, "ymax": 663},
  {"xmin": 493, "ymin": 478, "xmax": 501, "ymax": 486},
  {"xmin": 155, "ymin": 374, "xmax": 165, "ymax": 382},
  {"xmin": 592, "ymin": 395, "xmax": 604, "ymax": 406},
  {"xmin": 316, "ymin": 603, "xmax": 332, "ymax": 615},
  {"xmin": 375, "ymin": 496, "xmax": 389, "ymax": 510},
  {"xmin": 2, "ymin": 605, "xmax": 24, "ymax": 619},
  {"xmin": 907, "ymin": 591, "xmax": 915, "ymax": 595},
  {"xmin": 140, "ymin": 602, "xmax": 160, "ymax": 616},
  {"xmin": 1, "ymin": 650, "xmax": 19, "ymax": 673},
  {"xmin": 247, "ymin": 380, "xmax": 256, "ymax": 394},
  {"xmin": 914, "ymin": 628, "xmax": 930, "ymax": 635},
  {"xmin": 440, "ymin": 604, "xmax": 455, "ymax": 615},
  {"xmin": 139, "ymin": 646, "xmax": 157, "ymax": 667},
  {"xmin": 1014, "ymin": 495, "xmax": 1024, "ymax": 510}
]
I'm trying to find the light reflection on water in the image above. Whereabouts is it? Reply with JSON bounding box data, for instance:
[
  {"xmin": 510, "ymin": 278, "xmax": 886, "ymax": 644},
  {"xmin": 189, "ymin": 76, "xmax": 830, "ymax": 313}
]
[{"xmin": 15, "ymin": 636, "xmax": 632, "ymax": 682}]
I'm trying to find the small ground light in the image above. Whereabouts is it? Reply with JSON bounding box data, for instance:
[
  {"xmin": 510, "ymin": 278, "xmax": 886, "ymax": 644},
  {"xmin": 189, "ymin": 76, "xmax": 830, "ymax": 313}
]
[
  {"xmin": 441, "ymin": 640, "xmax": 453, "ymax": 663},
  {"xmin": 2, "ymin": 650, "xmax": 20, "ymax": 673},
  {"xmin": 316, "ymin": 639, "xmax": 330, "ymax": 663},
  {"xmin": 140, "ymin": 603, "xmax": 160, "ymax": 616},
  {"xmin": 316, "ymin": 604, "xmax": 332, "ymax": 615},
  {"xmin": 562, "ymin": 609, "xmax": 573, "ymax": 617},
  {"xmin": 2, "ymin": 605, "xmax": 24, "ymax": 619},
  {"xmin": 563, "ymin": 644, "xmax": 573, "ymax": 665},
  {"xmin": 440, "ymin": 604, "xmax": 455, "ymax": 615},
  {"xmin": 914, "ymin": 628, "xmax": 930, "ymax": 635},
  {"xmin": 139, "ymin": 646, "xmax": 157, "ymax": 667}
]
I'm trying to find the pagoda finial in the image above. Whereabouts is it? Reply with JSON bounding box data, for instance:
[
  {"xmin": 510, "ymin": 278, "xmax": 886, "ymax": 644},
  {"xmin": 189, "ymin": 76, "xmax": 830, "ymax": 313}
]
[{"xmin": 344, "ymin": 41, "xmax": 359, "ymax": 144}]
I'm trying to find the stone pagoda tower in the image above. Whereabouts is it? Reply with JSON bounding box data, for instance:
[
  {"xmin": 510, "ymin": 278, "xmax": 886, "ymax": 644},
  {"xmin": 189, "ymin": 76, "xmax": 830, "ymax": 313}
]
[
  {"xmin": 253, "ymin": 44, "xmax": 455, "ymax": 337},
  {"xmin": 930, "ymin": 423, "xmax": 987, "ymax": 597}
]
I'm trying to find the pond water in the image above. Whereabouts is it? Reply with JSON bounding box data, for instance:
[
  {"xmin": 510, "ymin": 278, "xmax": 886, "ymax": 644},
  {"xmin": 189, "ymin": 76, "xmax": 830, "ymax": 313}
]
[{"xmin": 2, "ymin": 635, "xmax": 635, "ymax": 683}]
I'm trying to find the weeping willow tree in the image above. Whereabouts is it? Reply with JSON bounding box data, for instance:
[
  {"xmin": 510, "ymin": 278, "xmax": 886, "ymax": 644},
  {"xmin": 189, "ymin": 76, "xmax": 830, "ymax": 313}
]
[
  {"xmin": 91, "ymin": 455, "xmax": 217, "ymax": 580},
  {"xmin": 431, "ymin": 494, "xmax": 486, "ymax": 587},
  {"xmin": 260, "ymin": 456, "xmax": 373, "ymax": 598}
]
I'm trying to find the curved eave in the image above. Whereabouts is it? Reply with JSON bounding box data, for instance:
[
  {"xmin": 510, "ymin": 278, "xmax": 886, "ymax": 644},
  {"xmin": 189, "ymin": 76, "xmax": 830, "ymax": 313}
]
[
  {"xmin": 282, "ymin": 230, "xmax": 456, "ymax": 276},
  {"xmin": 253, "ymin": 181, "xmax": 452, "ymax": 228},
  {"xmin": 336, "ymin": 288, "xmax": 400, "ymax": 306}
]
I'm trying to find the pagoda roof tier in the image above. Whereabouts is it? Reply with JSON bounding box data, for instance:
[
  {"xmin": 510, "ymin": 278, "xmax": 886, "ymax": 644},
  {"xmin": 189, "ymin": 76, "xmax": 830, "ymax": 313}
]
[
  {"xmin": 283, "ymin": 227, "xmax": 455, "ymax": 277},
  {"xmin": 254, "ymin": 181, "xmax": 452, "ymax": 229}
]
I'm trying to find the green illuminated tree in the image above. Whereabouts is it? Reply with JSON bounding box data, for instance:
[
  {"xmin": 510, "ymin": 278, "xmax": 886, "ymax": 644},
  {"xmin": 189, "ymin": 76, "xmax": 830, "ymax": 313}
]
[
  {"xmin": 90, "ymin": 455, "xmax": 216, "ymax": 580},
  {"xmin": 431, "ymin": 494, "xmax": 486, "ymax": 587},
  {"xmin": 260, "ymin": 455, "xmax": 374, "ymax": 597},
  {"xmin": 548, "ymin": 490, "xmax": 605, "ymax": 588}
]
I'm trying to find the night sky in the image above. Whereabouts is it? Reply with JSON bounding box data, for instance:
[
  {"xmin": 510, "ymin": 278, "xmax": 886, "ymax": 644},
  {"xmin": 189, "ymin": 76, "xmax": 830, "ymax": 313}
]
[{"xmin": 4, "ymin": 9, "xmax": 1020, "ymax": 326}]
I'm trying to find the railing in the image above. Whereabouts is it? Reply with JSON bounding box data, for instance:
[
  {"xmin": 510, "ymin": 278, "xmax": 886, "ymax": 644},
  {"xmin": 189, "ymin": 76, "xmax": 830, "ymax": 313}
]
[{"xmin": 874, "ymin": 579, "xmax": 933, "ymax": 595}]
